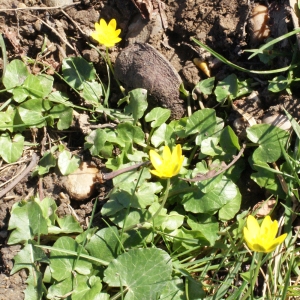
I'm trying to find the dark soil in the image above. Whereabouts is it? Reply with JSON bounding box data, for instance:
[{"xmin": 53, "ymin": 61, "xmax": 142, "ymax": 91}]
[{"xmin": 0, "ymin": 0, "xmax": 298, "ymax": 298}]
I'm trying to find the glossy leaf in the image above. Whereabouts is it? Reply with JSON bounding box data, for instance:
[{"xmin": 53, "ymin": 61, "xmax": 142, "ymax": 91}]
[
  {"xmin": 104, "ymin": 248, "xmax": 172, "ymax": 300},
  {"xmin": 49, "ymin": 236, "xmax": 92, "ymax": 281},
  {"xmin": 62, "ymin": 57, "xmax": 96, "ymax": 90},
  {"xmin": 3, "ymin": 59, "xmax": 29, "ymax": 89},
  {"xmin": 0, "ymin": 133, "xmax": 24, "ymax": 163},
  {"xmin": 145, "ymin": 107, "xmax": 171, "ymax": 128},
  {"xmin": 81, "ymin": 81, "xmax": 102, "ymax": 105},
  {"xmin": 247, "ymin": 124, "xmax": 289, "ymax": 163},
  {"xmin": 186, "ymin": 108, "xmax": 216, "ymax": 139},
  {"xmin": 57, "ymin": 150, "xmax": 80, "ymax": 175},
  {"xmin": 124, "ymin": 88, "xmax": 148, "ymax": 125},
  {"xmin": 85, "ymin": 227, "xmax": 119, "ymax": 265},
  {"xmin": 8, "ymin": 199, "xmax": 48, "ymax": 244},
  {"xmin": 215, "ymin": 74, "xmax": 238, "ymax": 102}
]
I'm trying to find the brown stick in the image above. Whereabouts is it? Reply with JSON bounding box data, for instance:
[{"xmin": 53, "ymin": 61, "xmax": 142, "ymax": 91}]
[
  {"xmin": 181, "ymin": 143, "xmax": 246, "ymax": 182},
  {"xmin": 0, "ymin": 153, "xmax": 39, "ymax": 199},
  {"xmin": 102, "ymin": 161, "xmax": 150, "ymax": 181}
]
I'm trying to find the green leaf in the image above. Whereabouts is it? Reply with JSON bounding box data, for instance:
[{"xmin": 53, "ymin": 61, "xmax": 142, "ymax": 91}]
[
  {"xmin": 192, "ymin": 77, "xmax": 215, "ymax": 96},
  {"xmin": 237, "ymin": 78, "xmax": 253, "ymax": 97},
  {"xmin": 104, "ymin": 248, "xmax": 173, "ymax": 300},
  {"xmin": 133, "ymin": 182, "xmax": 163, "ymax": 209},
  {"xmin": 3, "ymin": 59, "xmax": 29, "ymax": 89},
  {"xmin": 85, "ymin": 227, "xmax": 119, "ymax": 265},
  {"xmin": 187, "ymin": 278, "xmax": 206, "ymax": 300},
  {"xmin": 49, "ymin": 236, "xmax": 92, "ymax": 281},
  {"xmin": 218, "ymin": 188, "xmax": 242, "ymax": 221},
  {"xmin": 49, "ymin": 104, "xmax": 73, "ymax": 130},
  {"xmin": 172, "ymin": 227, "xmax": 209, "ymax": 250},
  {"xmin": 84, "ymin": 128, "xmax": 108, "ymax": 156},
  {"xmin": 17, "ymin": 98, "xmax": 50, "ymax": 128},
  {"xmin": 284, "ymin": 108, "xmax": 300, "ymax": 140},
  {"xmin": 101, "ymin": 199, "xmax": 126, "ymax": 217},
  {"xmin": 169, "ymin": 117, "xmax": 188, "ymax": 138},
  {"xmin": 110, "ymin": 207, "xmax": 151, "ymax": 228},
  {"xmin": 268, "ymin": 75, "xmax": 288, "ymax": 93},
  {"xmin": 57, "ymin": 150, "xmax": 80, "ymax": 175},
  {"xmin": 219, "ymin": 126, "xmax": 240, "ymax": 160},
  {"xmin": 49, "ymin": 215, "xmax": 83, "ymax": 234},
  {"xmin": 48, "ymin": 90, "xmax": 70, "ymax": 105},
  {"xmin": 22, "ymin": 74, "xmax": 52, "ymax": 99},
  {"xmin": 250, "ymin": 159, "xmax": 284, "ymax": 196},
  {"xmin": 124, "ymin": 88, "xmax": 148, "ymax": 125},
  {"xmin": 121, "ymin": 228, "xmax": 153, "ymax": 249},
  {"xmin": 0, "ymin": 133, "xmax": 24, "ymax": 163},
  {"xmin": 117, "ymin": 122, "xmax": 145, "ymax": 146},
  {"xmin": 246, "ymin": 124, "xmax": 289, "ymax": 163},
  {"xmin": 38, "ymin": 197, "xmax": 57, "ymax": 227},
  {"xmin": 112, "ymin": 164, "xmax": 151, "ymax": 186},
  {"xmin": 182, "ymin": 177, "xmax": 240, "ymax": 215},
  {"xmin": 0, "ymin": 107, "xmax": 14, "ymax": 131},
  {"xmin": 11, "ymin": 240, "xmax": 49, "ymax": 274},
  {"xmin": 160, "ymin": 277, "xmax": 185, "ymax": 300},
  {"xmin": 81, "ymin": 81, "xmax": 102, "ymax": 105},
  {"xmin": 215, "ymin": 74, "xmax": 238, "ymax": 102},
  {"xmin": 24, "ymin": 270, "xmax": 46, "ymax": 300},
  {"xmin": 17, "ymin": 106, "xmax": 46, "ymax": 128},
  {"xmin": 200, "ymin": 137, "xmax": 223, "ymax": 156},
  {"xmin": 186, "ymin": 108, "xmax": 216, "ymax": 138},
  {"xmin": 8, "ymin": 199, "xmax": 48, "ymax": 244},
  {"xmin": 19, "ymin": 98, "xmax": 52, "ymax": 112},
  {"xmin": 151, "ymin": 123, "xmax": 174, "ymax": 148},
  {"xmin": 192, "ymin": 161, "xmax": 223, "ymax": 193},
  {"xmin": 72, "ymin": 276, "xmax": 104, "ymax": 300},
  {"xmin": 161, "ymin": 211, "xmax": 185, "ymax": 232},
  {"xmin": 47, "ymin": 274, "xmax": 89, "ymax": 300},
  {"xmin": 187, "ymin": 214, "xmax": 219, "ymax": 246},
  {"xmin": 62, "ymin": 57, "xmax": 96, "ymax": 90},
  {"xmin": 145, "ymin": 107, "xmax": 171, "ymax": 128},
  {"xmin": 12, "ymin": 86, "xmax": 30, "ymax": 103},
  {"xmin": 37, "ymin": 151, "xmax": 56, "ymax": 175}
]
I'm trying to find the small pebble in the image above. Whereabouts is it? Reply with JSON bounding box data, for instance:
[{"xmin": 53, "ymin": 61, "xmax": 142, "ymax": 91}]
[
  {"xmin": 43, "ymin": 0, "xmax": 73, "ymax": 7},
  {"xmin": 262, "ymin": 113, "xmax": 291, "ymax": 131}
]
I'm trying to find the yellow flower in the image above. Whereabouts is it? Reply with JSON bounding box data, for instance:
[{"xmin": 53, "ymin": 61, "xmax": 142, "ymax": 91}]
[
  {"xmin": 149, "ymin": 145, "xmax": 184, "ymax": 179},
  {"xmin": 91, "ymin": 19, "xmax": 121, "ymax": 48},
  {"xmin": 243, "ymin": 215, "xmax": 287, "ymax": 253}
]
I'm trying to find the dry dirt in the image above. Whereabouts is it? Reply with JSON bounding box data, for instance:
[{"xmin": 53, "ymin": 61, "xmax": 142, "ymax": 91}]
[{"xmin": 0, "ymin": 0, "xmax": 298, "ymax": 298}]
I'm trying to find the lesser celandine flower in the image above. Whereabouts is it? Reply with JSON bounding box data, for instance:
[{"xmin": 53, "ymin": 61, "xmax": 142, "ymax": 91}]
[
  {"xmin": 243, "ymin": 215, "xmax": 287, "ymax": 253},
  {"xmin": 91, "ymin": 19, "xmax": 121, "ymax": 48},
  {"xmin": 149, "ymin": 145, "xmax": 184, "ymax": 179}
]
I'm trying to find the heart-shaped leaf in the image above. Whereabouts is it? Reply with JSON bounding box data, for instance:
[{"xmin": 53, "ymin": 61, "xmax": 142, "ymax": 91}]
[{"xmin": 104, "ymin": 248, "xmax": 172, "ymax": 300}]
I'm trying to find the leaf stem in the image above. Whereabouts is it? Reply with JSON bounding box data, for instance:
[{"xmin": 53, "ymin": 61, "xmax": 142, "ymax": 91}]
[
  {"xmin": 123, "ymin": 178, "xmax": 171, "ymax": 232},
  {"xmin": 241, "ymin": 251, "xmax": 264, "ymax": 300}
]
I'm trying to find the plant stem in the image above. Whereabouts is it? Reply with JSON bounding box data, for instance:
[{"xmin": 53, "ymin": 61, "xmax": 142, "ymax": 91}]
[
  {"xmin": 123, "ymin": 178, "xmax": 171, "ymax": 232},
  {"xmin": 241, "ymin": 251, "xmax": 264, "ymax": 300},
  {"xmin": 105, "ymin": 47, "xmax": 125, "ymax": 97}
]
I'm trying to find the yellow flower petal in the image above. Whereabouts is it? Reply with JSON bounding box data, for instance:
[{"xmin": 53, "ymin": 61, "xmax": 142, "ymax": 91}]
[
  {"xmin": 108, "ymin": 18, "xmax": 117, "ymax": 30},
  {"xmin": 269, "ymin": 219, "xmax": 279, "ymax": 240},
  {"xmin": 260, "ymin": 215, "xmax": 272, "ymax": 235},
  {"xmin": 150, "ymin": 150, "xmax": 163, "ymax": 169},
  {"xmin": 90, "ymin": 18, "xmax": 121, "ymax": 47},
  {"xmin": 149, "ymin": 145, "xmax": 184, "ymax": 178},
  {"xmin": 150, "ymin": 169, "xmax": 162, "ymax": 178},
  {"xmin": 251, "ymin": 243, "xmax": 268, "ymax": 252},
  {"xmin": 162, "ymin": 146, "xmax": 172, "ymax": 161},
  {"xmin": 270, "ymin": 233, "xmax": 287, "ymax": 249},
  {"xmin": 247, "ymin": 215, "xmax": 260, "ymax": 237},
  {"xmin": 243, "ymin": 215, "xmax": 287, "ymax": 253},
  {"xmin": 243, "ymin": 227, "xmax": 254, "ymax": 247}
]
